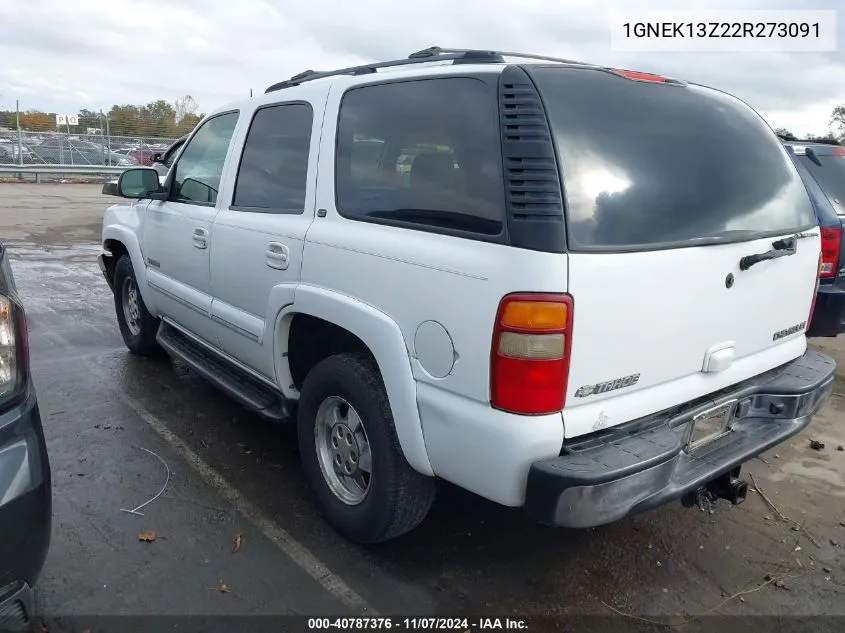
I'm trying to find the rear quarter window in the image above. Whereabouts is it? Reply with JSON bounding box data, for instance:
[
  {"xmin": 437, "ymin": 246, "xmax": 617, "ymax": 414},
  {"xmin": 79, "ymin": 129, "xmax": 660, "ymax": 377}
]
[
  {"xmin": 530, "ymin": 67, "xmax": 816, "ymax": 250},
  {"xmin": 335, "ymin": 77, "xmax": 505, "ymax": 237},
  {"xmin": 795, "ymin": 150, "xmax": 845, "ymax": 213}
]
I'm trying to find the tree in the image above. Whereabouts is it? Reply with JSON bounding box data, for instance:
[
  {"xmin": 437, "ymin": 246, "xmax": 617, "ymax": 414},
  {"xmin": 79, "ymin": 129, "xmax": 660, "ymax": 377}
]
[
  {"xmin": 175, "ymin": 112, "xmax": 202, "ymax": 136},
  {"xmin": 774, "ymin": 127, "xmax": 796, "ymax": 140},
  {"xmin": 108, "ymin": 104, "xmax": 143, "ymax": 137},
  {"xmin": 174, "ymin": 95, "xmax": 198, "ymax": 123},
  {"xmin": 831, "ymin": 105, "xmax": 845, "ymax": 142},
  {"xmin": 4, "ymin": 96, "xmax": 204, "ymax": 139},
  {"xmin": 141, "ymin": 99, "xmax": 177, "ymax": 137},
  {"xmin": 18, "ymin": 111, "xmax": 53, "ymax": 131},
  {"xmin": 77, "ymin": 108, "xmax": 102, "ymax": 132}
]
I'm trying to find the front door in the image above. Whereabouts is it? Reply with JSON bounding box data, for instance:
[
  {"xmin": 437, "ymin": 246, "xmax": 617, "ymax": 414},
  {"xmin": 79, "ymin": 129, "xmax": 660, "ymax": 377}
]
[
  {"xmin": 209, "ymin": 101, "xmax": 318, "ymax": 378},
  {"xmin": 142, "ymin": 111, "xmax": 240, "ymax": 346}
]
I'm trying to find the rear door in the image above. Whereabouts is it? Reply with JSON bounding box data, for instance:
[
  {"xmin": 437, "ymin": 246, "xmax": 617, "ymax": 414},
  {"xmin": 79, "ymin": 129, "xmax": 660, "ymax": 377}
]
[{"xmin": 528, "ymin": 66, "xmax": 820, "ymax": 438}]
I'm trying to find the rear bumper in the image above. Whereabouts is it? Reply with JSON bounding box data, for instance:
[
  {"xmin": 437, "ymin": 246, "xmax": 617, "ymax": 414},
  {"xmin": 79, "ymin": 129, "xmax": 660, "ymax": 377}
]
[
  {"xmin": 807, "ymin": 283, "xmax": 845, "ymax": 338},
  {"xmin": 524, "ymin": 349, "xmax": 835, "ymax": 528},
  {"xmin": 0, "ymin": 385, "xmax": 52, "ymax": 625}
]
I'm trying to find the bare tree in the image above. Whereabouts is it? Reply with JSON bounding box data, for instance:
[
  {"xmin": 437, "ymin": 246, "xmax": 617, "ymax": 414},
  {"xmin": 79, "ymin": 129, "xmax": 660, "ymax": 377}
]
[
  {"xmin": 831, "ymin": 105, "xmax": 845, "ymax": 142},
  {"xmin": 173, "ymin": 95, "xmax": 199, "ymax": 123}
]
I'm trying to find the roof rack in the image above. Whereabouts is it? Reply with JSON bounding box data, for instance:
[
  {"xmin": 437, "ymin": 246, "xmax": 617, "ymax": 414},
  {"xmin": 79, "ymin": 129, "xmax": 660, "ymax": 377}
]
[{"xmin": 264, "ymin": 46, "xmax": 595, "ymax": 93}]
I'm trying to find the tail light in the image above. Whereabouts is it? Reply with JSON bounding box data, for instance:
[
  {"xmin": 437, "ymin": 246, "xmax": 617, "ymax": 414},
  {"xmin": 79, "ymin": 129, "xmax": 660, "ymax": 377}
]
[
  {"xmin": 808, "ymin": 253, "xmax": 822, "ymax": 328},
  {"xmin": 0, "ymin": 249, "xmax": 28, "ymax": 407},
  {"xmin": 0, "ymin": 297, "xmax": 15, "ymax": 398},
  {"xmin": 819, "ymin": 227, "xmax": 841, "ymax": 278},
  {"xmin": 490, "ymin": 293, "xmax": 573, "ymax": 415}
]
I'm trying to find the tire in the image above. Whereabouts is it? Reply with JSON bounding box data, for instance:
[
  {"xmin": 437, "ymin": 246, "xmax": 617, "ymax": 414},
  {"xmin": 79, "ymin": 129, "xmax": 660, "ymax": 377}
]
[
  {"xmin": 297, "ymin": 353, "xmax": 435, "ymax": 544},
  {"xmin": 113, "ymin": 255, "xmax": 162, "ymax": 357}
]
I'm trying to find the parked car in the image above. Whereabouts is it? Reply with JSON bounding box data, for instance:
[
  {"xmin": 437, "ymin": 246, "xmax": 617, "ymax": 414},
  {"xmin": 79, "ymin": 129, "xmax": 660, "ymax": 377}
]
[
  {"xmin": 782, "ymin": 139, "xmax": 845, "ymax": 337},
  {"xmin": 127, "ymin": 148, "xmax": 157, "ymax": 166},
  {"xmin": 98, "ymin": 47, "xmax": 834, "ymax": 544},
  {"xmin": 0, "ymin": 241, "xmax": 52, "ymax": 631},
  {"xmin": 151, "ymin": 135, "xmax": 188, "ymax": 178},
  {"xmin": 31, "ymin": 139, "xmax": 138, "ymax": 166},
  {"xmin": 0, "ymin": 140, "xmax": 36, "ymax": 165}
]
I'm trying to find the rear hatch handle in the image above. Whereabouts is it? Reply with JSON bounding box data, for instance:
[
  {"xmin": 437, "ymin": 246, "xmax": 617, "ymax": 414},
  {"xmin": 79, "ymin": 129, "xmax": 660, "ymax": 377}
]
[{"xmin": 739, "ymin": 237, "xmax": 796, "ymax": 271}]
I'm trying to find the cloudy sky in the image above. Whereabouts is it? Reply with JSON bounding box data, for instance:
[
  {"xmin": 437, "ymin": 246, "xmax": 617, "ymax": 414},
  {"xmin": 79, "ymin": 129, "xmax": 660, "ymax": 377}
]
[{"xmin": 0, "ymin": 0, "xmax": 842, "ymax": 136}]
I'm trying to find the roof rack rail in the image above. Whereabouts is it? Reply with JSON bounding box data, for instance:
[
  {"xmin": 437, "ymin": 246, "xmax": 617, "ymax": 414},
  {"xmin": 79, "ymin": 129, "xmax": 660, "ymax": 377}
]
[
  {"xmin": 264, "ymin": 46, "xmax": 594, "ymax": 93},
  {"xmin": 408, "ymin": 46, "xmax": 593, "ymax": 67}
]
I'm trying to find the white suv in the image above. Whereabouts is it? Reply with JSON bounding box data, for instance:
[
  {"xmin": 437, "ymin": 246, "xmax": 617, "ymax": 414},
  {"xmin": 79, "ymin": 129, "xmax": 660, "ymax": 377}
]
[{"xmin": 98, "ymin": 47, "xmax": 836, "ymax": 543}]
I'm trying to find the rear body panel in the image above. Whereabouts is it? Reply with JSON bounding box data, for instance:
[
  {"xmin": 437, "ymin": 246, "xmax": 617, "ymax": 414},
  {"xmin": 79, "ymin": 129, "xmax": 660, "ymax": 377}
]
[
  {"xmin": 564, "ymin": 238, "xmax": 817, "ymax": 437},
  {"xmin": 527, "ymin": 66, "xmax": 819, "ymax": 438}
]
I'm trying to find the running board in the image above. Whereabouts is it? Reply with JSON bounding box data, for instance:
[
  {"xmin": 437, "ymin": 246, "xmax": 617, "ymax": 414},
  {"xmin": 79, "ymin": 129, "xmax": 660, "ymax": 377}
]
[{"xmin": 156, "ymin": 321, "xmax": 291, "ymax": 423}]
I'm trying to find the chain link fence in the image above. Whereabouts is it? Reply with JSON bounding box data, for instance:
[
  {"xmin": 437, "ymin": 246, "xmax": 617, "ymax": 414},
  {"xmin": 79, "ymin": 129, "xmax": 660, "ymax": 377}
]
[{"xmin": 0, "ymin": 130, "xmax": 180, "ymax": 167}]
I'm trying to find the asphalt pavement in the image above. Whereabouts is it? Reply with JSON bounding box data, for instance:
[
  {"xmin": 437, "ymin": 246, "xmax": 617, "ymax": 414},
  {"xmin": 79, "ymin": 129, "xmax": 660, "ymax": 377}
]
[{"xmin": 2, "ymin": 184, "xmax": 844, "ymax": 629}]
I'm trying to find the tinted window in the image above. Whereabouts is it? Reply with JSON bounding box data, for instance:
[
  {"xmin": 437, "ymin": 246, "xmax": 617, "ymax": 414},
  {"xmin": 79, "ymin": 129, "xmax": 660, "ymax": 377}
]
[
  {"xmin": 163, "ymin": 138, "xmax": 185, "ymax": 167},
  {"xmin": 232, "ymin": 103, "xmax": 313, "ymax": 212},
  {"xmin": 172, "ymin": 112, "xmax": 238, "ymax": 205},
  {"xmin": 336, "ymin": 78, "xmax": 504, "ymax": 236},
  {"xmin": 796, "ymin": 151, "xmax": 845, "ymax": 214},
  {"xmin": 531, "ymin": 68, "xmax": 816, "ymax": 250}
]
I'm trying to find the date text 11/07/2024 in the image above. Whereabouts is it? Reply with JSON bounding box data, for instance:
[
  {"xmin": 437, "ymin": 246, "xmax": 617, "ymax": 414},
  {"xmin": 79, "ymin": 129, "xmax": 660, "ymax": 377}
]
[{"xmin": 307, "ymin": 618, "xmax": 528, "ymax": 630}]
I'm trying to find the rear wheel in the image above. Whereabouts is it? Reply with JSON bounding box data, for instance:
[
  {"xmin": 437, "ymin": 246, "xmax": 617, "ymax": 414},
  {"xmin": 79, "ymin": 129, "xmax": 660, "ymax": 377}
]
[
  {"xmin": 297, "ymin": 353, "xmax": 435, "ymax": 544},
  {"xmin": 113, "ymin": 255, "xmax": 162, "ymax": 357}
]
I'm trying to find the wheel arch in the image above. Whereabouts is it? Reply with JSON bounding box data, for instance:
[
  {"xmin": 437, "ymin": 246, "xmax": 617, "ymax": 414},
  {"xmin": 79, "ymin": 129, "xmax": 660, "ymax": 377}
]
[
  {"xmin": 102, "ymin": 225, "xmax": 157, "ymax": 314},
  {"xmin": 274, "ymin": 285, "xmax": 434, "ymax": 476}
]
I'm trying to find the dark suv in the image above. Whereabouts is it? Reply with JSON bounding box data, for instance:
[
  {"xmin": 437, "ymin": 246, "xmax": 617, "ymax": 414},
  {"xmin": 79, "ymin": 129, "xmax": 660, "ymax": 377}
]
[
  {"xmin": 783, "ymin": 139, "xmax": 845, "ymax": 337},
  {"xmin": 0, "ymin": 242, "xmax": 51, "ymax": 631}
]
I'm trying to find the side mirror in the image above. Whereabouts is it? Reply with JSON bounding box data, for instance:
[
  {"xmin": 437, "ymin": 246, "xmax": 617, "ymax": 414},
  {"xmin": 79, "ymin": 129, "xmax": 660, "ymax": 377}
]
[
  {"xmin": 112, "ymin": 167, "xmax": 163, "ymax": 199},
  {"xmin": 102, "ymin": 181, "xmax": 119, "ymax": 196}
]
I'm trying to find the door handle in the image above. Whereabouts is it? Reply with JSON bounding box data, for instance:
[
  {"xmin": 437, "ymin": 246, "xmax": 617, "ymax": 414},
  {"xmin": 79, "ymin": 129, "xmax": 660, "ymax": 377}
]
[
  {"xmin": 265, "ymin": 242, "xmax": 290, "ymax": 270},
  {"xmin": 192, "ymin": 227, "xmax": 208, "ymax": 250}
]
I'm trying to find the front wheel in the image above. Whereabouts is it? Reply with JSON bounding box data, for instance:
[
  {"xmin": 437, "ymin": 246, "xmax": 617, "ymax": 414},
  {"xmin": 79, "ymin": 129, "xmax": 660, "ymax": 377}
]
[
  {"xmin": 113, "ymin": 255, "xmax": 162, "ymax": 357},
  {"xmin": 297, "ymin": 353, "xmax": 436, "ymax": 544}
]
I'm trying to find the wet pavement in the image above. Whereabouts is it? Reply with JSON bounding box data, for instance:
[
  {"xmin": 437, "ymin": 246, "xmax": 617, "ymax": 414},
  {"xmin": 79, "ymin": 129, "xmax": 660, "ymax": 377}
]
[{"xmin": 2, "ymin": 184, "xmax": 845, "ymax": 626}]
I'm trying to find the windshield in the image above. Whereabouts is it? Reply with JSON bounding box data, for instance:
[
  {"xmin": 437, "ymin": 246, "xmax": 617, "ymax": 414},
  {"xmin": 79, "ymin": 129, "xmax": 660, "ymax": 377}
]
[
  {"xmin": 530, "ymin": 67, "xmax": 815, "ymax": 250},
  {"xmin": 796, "ymin": 151, "xmax": 845, "ymax": 214}
]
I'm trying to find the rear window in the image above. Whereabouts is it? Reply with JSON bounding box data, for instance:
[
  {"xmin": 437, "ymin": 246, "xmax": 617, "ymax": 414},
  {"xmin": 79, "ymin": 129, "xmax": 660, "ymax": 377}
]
[
  {"xmin": 796, "ymin": 150, "xmax": 845, "ymax": 214},
  {"xmin": 531, "ymin": 67, "xmax": 816, "ymax": 250}
]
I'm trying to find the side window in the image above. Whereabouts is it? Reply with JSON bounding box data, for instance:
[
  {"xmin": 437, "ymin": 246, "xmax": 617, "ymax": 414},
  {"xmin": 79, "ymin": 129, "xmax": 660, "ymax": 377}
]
[
  {"xmin": 172, "ymin": 112, "xmax": 238, "ymax": 205},
  {"xmin": 232, "ymin": 103, "xmax": 313, "ymax": 213},
  {"xmin": 335, "ymin": 78, "xmax": 504, "ymax": 236},
  {"xmin": 163, "ymin": 139, "xmax": 185, "ymax": 168}
]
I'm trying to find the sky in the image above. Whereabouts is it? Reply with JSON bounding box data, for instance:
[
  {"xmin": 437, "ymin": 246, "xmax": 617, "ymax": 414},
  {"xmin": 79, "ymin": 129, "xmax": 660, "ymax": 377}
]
[{"xmin": 0, "ymin": 0, "xmax": 843, "ymax": 137}]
